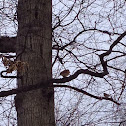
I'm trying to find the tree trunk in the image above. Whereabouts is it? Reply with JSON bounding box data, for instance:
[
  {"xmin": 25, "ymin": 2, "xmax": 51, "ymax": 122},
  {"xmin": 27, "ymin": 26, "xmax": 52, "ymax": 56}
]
[
  {"xmin": 15, "ymin": 0, "xmax": 55, "ymax": 126},
  {"xmin": 0, "ymin": 36, "xmax": 16, "ymax": 53}
]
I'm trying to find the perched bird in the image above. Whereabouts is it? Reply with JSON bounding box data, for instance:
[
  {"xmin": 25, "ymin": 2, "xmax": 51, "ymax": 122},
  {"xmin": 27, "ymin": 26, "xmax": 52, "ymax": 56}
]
[
  {"xmin": 104, "ymin": 93, "xmax": 110, "ymax": 98},
  {"xmin": 60, "ymin": 69, "xmax": 70, "ymax": 77}
]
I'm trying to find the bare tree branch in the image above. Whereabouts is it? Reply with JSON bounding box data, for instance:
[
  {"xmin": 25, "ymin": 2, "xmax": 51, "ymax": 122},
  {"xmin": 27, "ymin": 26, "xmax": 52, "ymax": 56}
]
[
  {"xmin": 0, "ymin": 81, "xmax": 120, "ymax": 105},
  {"xmin": 54, "ymin": 84, "xmax": 120, "ymax": 105}
]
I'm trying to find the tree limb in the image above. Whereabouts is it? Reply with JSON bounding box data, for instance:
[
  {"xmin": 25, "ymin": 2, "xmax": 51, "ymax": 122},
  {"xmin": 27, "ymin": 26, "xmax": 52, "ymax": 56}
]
[
  {"xmin": 54, "ymin": 84, "xmax": 120, "ymax": 105},
  {"xmin": 0, "ymin": 82, "xmax": 120, "ymax": 105}
]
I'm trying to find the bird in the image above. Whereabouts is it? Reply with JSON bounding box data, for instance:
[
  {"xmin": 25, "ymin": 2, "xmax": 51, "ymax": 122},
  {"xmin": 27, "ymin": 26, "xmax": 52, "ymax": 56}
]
[
  {"xmin": 60, "ymin": 69, "xmax": 70, "ymax": 77},
  {"xmin": 104, "ymin": 93, "xmax": 110, "ymax": 98}
]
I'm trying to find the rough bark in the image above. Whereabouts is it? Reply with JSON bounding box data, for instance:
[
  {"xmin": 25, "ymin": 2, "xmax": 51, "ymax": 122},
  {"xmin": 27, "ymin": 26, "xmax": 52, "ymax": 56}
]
[
  {"xmin": 15, "ymin": 0, "xmax": 55, "ymax": 126},
  {"xmin": 0, "ymin": 36, "xmax": 16, "ymax": 53}
]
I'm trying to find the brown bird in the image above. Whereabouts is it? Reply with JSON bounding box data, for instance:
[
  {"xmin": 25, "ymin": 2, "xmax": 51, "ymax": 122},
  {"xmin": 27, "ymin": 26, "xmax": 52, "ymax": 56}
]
[
  {"xmin": 104, "ymin": 93, "xmax": 110, "ymax": 98},
  {"xmin": 60, "ymin": 69, "xmax": 70, "ymax": 77}
]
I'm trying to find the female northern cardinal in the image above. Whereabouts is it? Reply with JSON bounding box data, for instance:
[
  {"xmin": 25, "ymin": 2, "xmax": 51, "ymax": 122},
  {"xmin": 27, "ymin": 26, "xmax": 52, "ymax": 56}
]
[
  {"xmin": 60, "ymin": 69, "xmax": 70, "ymax": 77},
  {"xmin": 104, "ymin": 93, "xmax": 110, "ymax": 98}
]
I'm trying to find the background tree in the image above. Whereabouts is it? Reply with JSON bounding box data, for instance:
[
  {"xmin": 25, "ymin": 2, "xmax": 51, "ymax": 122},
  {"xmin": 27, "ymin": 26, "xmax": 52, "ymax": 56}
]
[{"xmin": 0, "ymin": 0, "xmax": 125, "ymax": 126}]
